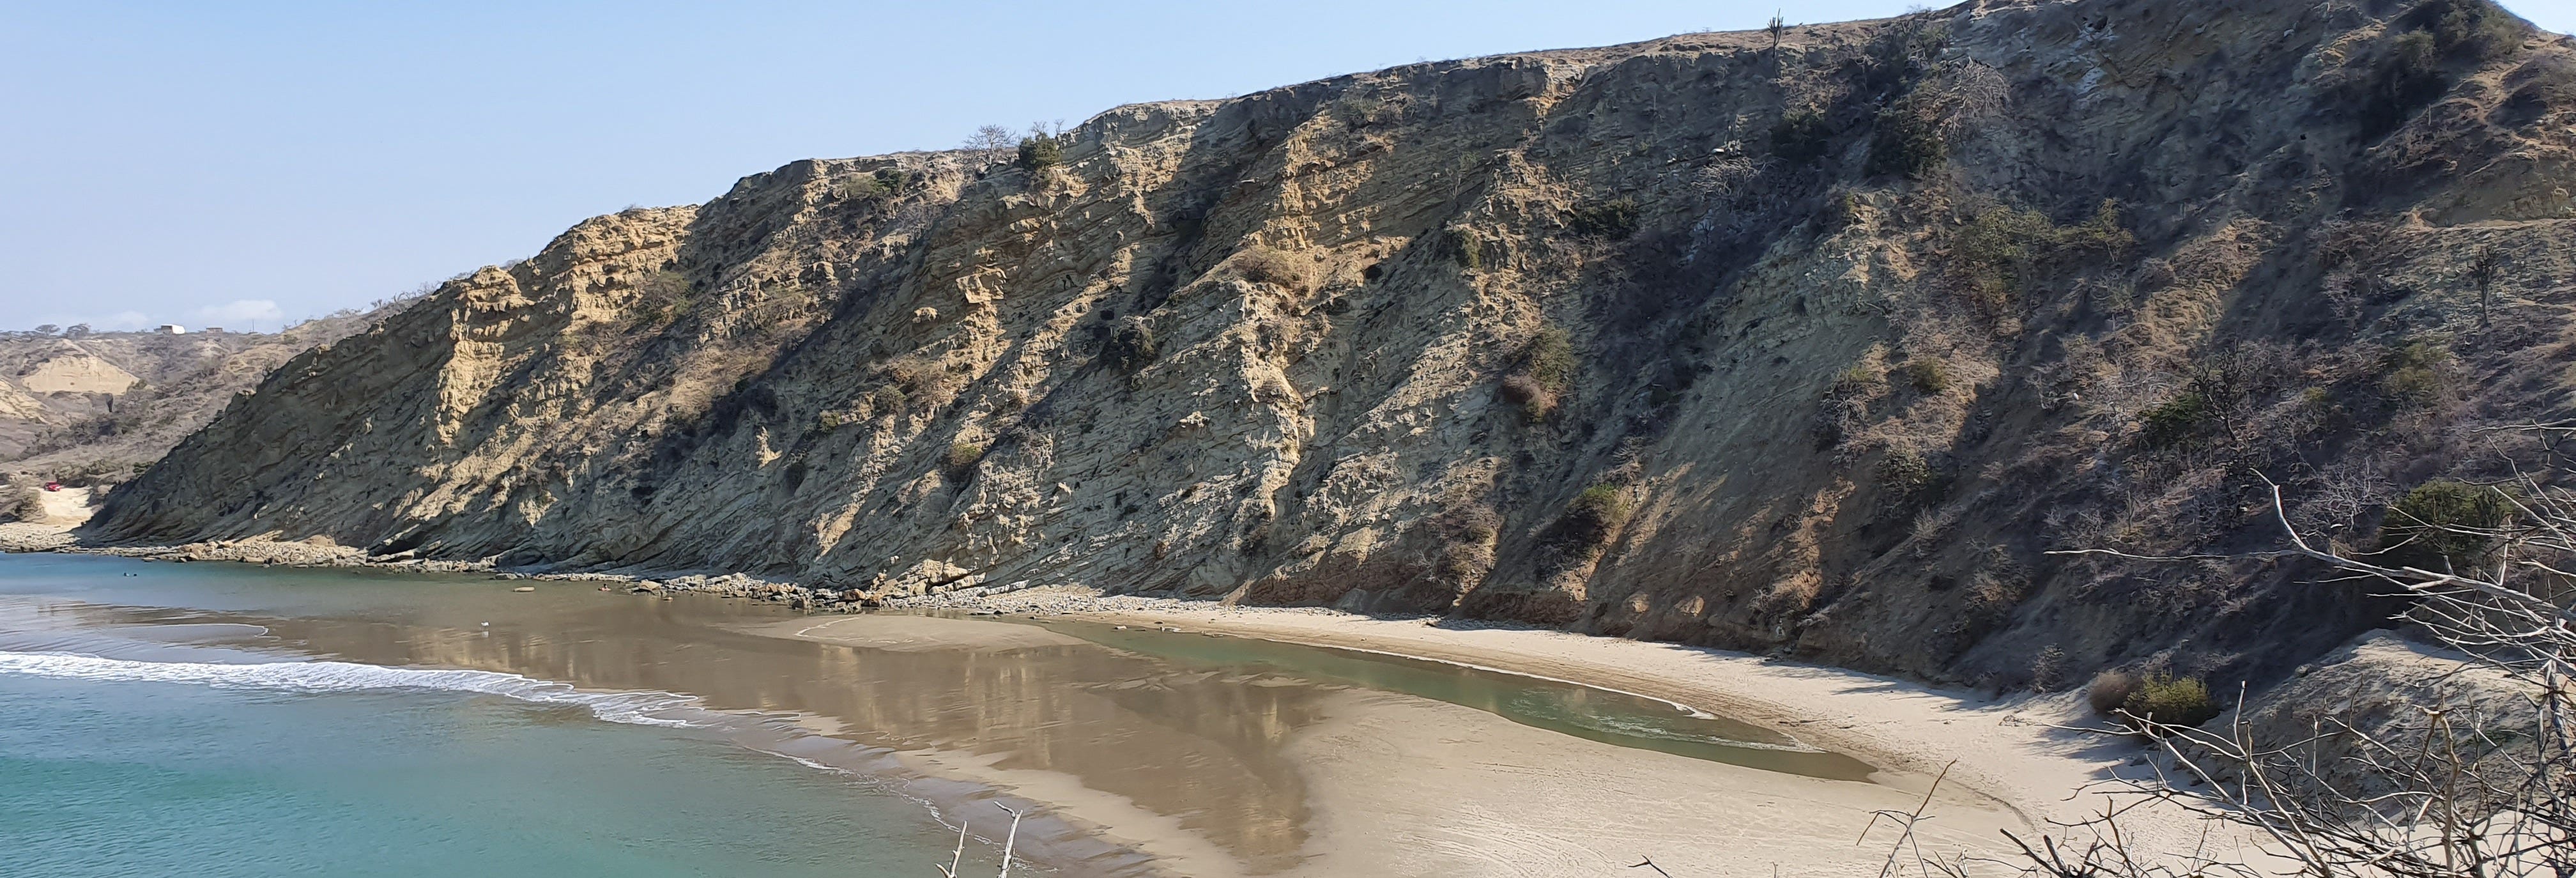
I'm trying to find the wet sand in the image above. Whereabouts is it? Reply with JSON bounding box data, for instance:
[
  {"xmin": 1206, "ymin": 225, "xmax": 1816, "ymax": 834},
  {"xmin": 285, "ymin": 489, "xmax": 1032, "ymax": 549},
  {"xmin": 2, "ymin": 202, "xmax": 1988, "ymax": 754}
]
[{"xmin": 1048, "ymin": 598, "xmax": 2242, "ymax": 874}]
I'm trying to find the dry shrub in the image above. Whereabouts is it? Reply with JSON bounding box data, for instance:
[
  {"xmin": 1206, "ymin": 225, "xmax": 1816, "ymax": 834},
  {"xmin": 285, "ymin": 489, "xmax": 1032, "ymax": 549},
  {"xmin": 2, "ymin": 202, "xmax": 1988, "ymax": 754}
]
[
  {"xmin": 1751, "ymin": 571, "xmax": 1823, "ymax": 617},
  {"xmin": 883, "ymin": 355, "xmax": 968, "ymax": 410},
  {"xmin": 2087, "ymin": 669, "xmax": 2142, "ymax": 716},
  {"xmin": 2030, "ymin": 644, "xmax": 2067, "ymax": 692},
  {"xmin": 1102, "ymin": 316, "xmax": 1158, "ymax": 373},
  {"xmin": 1568, "ymin": 199, "xmax": 1640, "ymax": 239},
  {"xmin": 629, "ymin": 269, "xmax": 693, "ymax": 325},
  {"xmin": 1501, "ymin": 325, "xmax": 1577, "ymax": 422},
  {"xmin": 1432, "ymin": 506, "xmax": 1502, "ymax": 583},
  {"xmin": 1499, "ymin": 374, "xmax": 1549, "ymax": 409},
  {"xmin": 1232, "ymin": 247, "xmax": 1312, "ymax": 291}
]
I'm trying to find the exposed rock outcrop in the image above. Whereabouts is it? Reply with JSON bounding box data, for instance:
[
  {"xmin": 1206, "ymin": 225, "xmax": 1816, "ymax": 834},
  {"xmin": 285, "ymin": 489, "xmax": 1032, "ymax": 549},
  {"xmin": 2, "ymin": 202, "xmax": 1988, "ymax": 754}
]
[{"xmin": 90, "ymin": 0, "xmax": 2576, "ymax": 687}]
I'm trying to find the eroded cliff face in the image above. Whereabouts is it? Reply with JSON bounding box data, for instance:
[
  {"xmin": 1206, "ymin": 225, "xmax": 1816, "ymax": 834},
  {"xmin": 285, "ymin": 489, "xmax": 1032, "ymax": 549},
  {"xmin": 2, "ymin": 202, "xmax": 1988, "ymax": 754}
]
[{"xmin": 93, "ymin": 0, "xmax": 2576, "ymax": 686}]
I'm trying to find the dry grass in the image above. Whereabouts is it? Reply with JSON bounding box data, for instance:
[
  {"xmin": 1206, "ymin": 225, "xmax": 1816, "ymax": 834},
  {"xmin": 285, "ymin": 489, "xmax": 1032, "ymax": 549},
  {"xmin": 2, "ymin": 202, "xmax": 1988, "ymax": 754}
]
[{"xmin": 1231, "ymin": 246, "xmax": 1313, "ymax": 291}]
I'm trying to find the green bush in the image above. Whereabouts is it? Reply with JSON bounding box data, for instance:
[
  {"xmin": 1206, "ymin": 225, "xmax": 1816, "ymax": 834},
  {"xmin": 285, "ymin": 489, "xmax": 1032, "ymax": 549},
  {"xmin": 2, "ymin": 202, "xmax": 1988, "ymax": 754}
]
[
  {"xmin": 2381, "ymin": 366, "xmax": 2445, "ymax": 406},
  {"xmin": 1952, "ymin": 200, "xmax": 2132, "ymax": 309},
  {"xmin": 873, "ymin": 168, "xmax": 912, "ymax": 192},
  {"xmin": 2355, "ymin": 31, "xmax": 2448, "ymax": 139},
  {"xmin": 942, "ymin": 442, "xmax": 985, "ymax": 478},
  {"xmin": 2379, "ymin": 341, "xmax": 2451, "ymax": 407},
  {"xmin": 1770, "ymin": 110, "xmax": 1834, "ymax": 164},
  {"xmin": 1501, "ymin": 326, "xmax": 1577, "ymax": 422},
  {"xmin": 631, "ymin": 269, "xmax": 693, "ymax": 325},
  {"xmin": 1016, "ymin": 135, "xmax": 1062, "ymax": 171},
  {"xmin": 1901, "ymin": 359, "xmax": 1950, "ymax": 394},
  {"xmin": 1876, "ymin": 448, "xmax": 1942, "ymax": 498},
  {"xmin": 1866, "ymin": 104, "xmax": 1945, "ymax": 178},
  {"xmin": 2060, "ymin": 200, "xmax": 2133, "ymax": 253},
  {"xmin": 1823, "ymin": 190, "xmax": 1864, "ymax": 234},
  {"xmin": 1567, "ymin": 199, "xmax": 1639, "ymax": 239},
  {"xmin": 1520, "ymin": 326, "xmax": 1575, "ymax": 388},
  {"xmin": 832, "ymin": 174, "xmax": 887, "ymax": 201},
  {"xmin": 1443, "ymin": 227, "xmax": 1483, "ymax": 270},
  {"xmin": 2379, "ymin": 481, "xmax": 2515, "ymax": 571},
  {"xmin": 1830, "ymin": 362, "xmax": 1883, "ymax": 396},
  {"xmin": 2138, "ymin": 391, "xmax": 2212, "ymax": 449},
  {"xmin": 1954, "ymin": 208, "xmax": 2055, "ymax": 307},
  {"xmin": 2433, "ymin": 0, "xmax": 2526, "ymax": 61},
  {"xmin": 1558, "ymin": 485, "xmax": 1632, "ymax": 557},
  {"xmin": 2124, "ymin": 674, "xmax": 2221, "ymax": 727},
  {"xmin": 869, "ymin": 385, "xmax": 907, "ymax": 415}
]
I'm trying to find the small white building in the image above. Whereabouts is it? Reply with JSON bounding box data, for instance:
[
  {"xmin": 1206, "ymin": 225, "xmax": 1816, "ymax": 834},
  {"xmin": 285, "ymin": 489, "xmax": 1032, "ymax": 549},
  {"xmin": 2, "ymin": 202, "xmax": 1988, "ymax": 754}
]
[{"xmin": 155, "ymin": 325, "xmax": 187, "ymax": 335}]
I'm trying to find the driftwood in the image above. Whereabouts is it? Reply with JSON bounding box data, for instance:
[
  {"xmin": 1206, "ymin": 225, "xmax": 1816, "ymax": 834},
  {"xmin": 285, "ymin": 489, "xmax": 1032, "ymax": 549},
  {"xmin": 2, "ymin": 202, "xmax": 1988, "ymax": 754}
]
[
  {"xmin": 2000, "ymin": 459, "xmax": 2576, "ymax": 876},
  {"xmin": 931, "ymin": 803, "xmax": 1029, "ymax": 878}
]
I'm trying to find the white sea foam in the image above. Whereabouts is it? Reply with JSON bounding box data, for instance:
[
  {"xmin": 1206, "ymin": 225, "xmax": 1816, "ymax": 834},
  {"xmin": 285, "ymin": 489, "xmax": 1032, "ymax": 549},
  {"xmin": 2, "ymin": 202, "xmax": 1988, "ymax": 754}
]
[{"xmin": 0, "ymin": 650, "xmax": 705, "ymax": 727}]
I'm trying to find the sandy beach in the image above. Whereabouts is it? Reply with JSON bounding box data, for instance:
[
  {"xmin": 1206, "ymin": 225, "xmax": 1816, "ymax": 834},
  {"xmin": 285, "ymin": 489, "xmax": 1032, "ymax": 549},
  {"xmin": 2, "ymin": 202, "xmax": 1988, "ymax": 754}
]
[
  {"xmin": 762, "ymin": 610, "xmax": 2021, "ymax": 877},
  {"xmin": 1001, "ymin": 592, "xmax": 2247, "ymax": 876}
]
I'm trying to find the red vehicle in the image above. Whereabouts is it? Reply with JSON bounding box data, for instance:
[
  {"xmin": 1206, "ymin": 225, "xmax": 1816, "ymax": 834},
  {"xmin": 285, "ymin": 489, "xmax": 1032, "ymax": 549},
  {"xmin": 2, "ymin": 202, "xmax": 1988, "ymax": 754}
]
[{"xmin": 43, "ymin": 482, "xmax": 61, "ymax": 492}]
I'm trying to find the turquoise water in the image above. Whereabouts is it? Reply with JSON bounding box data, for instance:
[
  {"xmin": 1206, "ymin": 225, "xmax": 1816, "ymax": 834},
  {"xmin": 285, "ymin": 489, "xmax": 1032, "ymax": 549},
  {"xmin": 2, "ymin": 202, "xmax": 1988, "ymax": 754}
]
[{"xmin": 0, "ymin": 655, "xmax": 955, "ymax": 878}]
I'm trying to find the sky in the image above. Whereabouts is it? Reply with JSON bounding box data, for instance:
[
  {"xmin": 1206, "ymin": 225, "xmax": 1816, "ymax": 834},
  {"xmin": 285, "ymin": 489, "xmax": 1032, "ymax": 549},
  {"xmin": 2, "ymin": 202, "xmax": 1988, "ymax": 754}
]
[{"xmin": 6, "ymin": 2, "xmax": 2575, "ymax": 334}]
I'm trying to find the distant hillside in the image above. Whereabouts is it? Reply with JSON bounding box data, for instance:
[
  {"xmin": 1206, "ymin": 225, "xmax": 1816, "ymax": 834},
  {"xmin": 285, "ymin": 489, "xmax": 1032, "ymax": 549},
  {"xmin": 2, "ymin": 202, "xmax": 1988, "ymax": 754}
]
[{"xmin": 0, "ymin": 302, "xmax": 418, "ymax": 491}]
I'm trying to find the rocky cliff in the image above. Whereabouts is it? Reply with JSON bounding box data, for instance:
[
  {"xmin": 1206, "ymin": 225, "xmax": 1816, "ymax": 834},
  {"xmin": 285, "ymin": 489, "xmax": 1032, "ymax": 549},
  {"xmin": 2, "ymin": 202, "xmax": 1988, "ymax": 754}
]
[{"xmin": 89, "ymin": 0, "xmax": 2576, "ymax": 688}]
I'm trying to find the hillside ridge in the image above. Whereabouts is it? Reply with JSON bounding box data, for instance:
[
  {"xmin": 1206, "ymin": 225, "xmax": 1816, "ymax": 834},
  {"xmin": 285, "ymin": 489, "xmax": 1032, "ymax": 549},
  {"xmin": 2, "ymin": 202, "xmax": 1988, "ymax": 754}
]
[{"xmin": 89, "ymin": 0, "xmax": 2576, "ymax": 690}]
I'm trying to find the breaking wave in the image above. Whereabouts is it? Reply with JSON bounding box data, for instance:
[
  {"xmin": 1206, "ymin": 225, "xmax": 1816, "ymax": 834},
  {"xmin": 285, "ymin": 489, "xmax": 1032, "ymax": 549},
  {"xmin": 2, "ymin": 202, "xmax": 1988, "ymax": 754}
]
[{"xmin": 0, "ymin": 650, "xmax": 706, "ymax": 727}]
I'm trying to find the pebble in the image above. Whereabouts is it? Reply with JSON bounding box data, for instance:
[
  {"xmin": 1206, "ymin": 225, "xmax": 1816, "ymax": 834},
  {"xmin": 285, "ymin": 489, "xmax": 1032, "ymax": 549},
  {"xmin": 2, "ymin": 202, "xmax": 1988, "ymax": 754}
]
[{"xmin": 512, "ymin": 586, "xmax": 536, "ymax": 592}]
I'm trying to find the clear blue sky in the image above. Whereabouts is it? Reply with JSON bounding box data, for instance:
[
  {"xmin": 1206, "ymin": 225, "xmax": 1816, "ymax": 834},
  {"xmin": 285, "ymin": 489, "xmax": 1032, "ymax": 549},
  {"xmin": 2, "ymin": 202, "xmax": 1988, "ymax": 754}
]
[{"xmin": 5, "ymin": 1, "xmax": 2573, "ymax": 333}]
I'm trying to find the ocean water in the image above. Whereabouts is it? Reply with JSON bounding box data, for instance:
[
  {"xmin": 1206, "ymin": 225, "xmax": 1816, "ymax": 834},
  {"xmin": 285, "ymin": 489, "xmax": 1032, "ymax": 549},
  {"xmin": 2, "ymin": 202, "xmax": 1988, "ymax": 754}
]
[
  {"xmin": 0, "ymin": 553, "xmax": 1882, "ymax": 876},
  {"xmin": 0, "ymin": 649, "xmax": 957, "ymax": 878}
]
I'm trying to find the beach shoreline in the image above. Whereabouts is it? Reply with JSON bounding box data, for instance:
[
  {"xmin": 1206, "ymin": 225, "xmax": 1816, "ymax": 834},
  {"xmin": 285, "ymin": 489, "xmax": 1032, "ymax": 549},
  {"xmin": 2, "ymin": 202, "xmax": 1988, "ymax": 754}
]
[{"xmin": 1, "ymin": 525, "xmax": 2230, "ymax": 874}]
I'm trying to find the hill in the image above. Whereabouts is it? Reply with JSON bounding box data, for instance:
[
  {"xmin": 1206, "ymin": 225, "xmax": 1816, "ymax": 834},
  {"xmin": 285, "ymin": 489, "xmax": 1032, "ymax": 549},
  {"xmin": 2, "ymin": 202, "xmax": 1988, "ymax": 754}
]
[
  {"xmin": 87, "ymin": 0, "xmax": 2576, "ymax": 689},
  {"xmin": 0, "ymin": 304, "xmax": 417, "ymax": 496}
]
